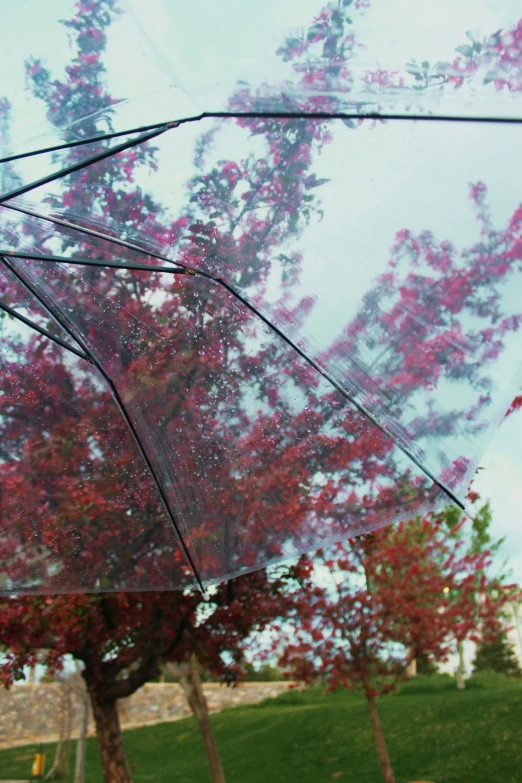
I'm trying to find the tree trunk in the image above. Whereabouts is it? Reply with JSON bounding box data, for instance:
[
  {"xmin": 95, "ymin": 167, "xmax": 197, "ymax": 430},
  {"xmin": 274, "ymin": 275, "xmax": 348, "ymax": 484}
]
[
  {"xmin": 362, "ymin": 679, "xmax": 395, "ymax": 783},
  {"xmin": 405, "ymin": 657, "xmax": 417, "ymax": 678},
  {"xmin": 168, "ymin": 659, "xmax": 226, "ymax": 783},
  {"xmin": 45, "ymin": 679, "xmax": 72, "ymax": 780},
  {"xmin": 74, "ymin": 690, "xmax": 90, "ymax": 783},
  {"xmin": 511, "ymin": 602, "xmax": 522, "ymax": 661},
  {"xmin": 84, "ymin": 676, "xmax": 132, "ymax": 783},
  {"xmin": 456, "ymin": 640, "xmax": 466, "ymax": 690}
]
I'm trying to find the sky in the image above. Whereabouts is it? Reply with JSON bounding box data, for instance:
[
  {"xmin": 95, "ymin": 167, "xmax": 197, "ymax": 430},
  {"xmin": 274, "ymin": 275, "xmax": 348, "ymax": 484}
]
[
  {"xmin": 1, "ymin": 0, "xmax": 522, "ymax": 596},
  {"xmin": 475, "ymin": 409, "xmax": 522, "ymax": 583}
]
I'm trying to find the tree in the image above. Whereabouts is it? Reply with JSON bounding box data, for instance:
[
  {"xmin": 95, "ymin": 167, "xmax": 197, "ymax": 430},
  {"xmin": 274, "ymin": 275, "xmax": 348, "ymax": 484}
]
[
  {"xmin": 473, "ymin": 630, "xmax": 522, "ymax": 677},
  {"xmin": 0, "ymin": 566, "xmax": 298, "ymax": 783},
  {"xmin": 72, "ymin": 668, "xmax": 90, "ymax": 783},
  {"xmin": 441, "ymin": 498, "xmax": 510, "ymax": 688},
  {"xmin": 44, "ymin": 675, "xmax": 73, "ymax": 781},
  {"xmin": 166, "ymin": 658, "xmax": 225, "ymax": 783},
  {"xmin": 277, "ymin": 515, "xmax": 505, "ymax": 783}
]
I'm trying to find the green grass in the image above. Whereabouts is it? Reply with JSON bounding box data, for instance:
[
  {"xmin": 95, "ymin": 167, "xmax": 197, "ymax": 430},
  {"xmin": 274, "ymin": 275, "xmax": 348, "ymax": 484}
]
[{"xmin": 2, "ymin": 674, "xmax": 521, "ymax": 783}]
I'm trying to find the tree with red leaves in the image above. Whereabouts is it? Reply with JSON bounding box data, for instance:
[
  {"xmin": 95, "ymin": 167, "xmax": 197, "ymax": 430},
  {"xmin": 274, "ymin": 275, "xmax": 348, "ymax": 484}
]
[
  {"xmin": 277, "ymin": 515, "xmax": 507, "ymax": 783},
  {"xmin": 0, "ymin": 567, "xmax": 302, "ymax": 783}
]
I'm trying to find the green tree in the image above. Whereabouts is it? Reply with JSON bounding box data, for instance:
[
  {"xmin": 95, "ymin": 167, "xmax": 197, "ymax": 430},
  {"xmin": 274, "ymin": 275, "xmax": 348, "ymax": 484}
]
[
  {"xmin": 441, "ymin": 500, "xmax": 506, "ymax": 688},
  {"xmin": 473, "ymin": 631, "xmax": 522, "ymax": 678}
]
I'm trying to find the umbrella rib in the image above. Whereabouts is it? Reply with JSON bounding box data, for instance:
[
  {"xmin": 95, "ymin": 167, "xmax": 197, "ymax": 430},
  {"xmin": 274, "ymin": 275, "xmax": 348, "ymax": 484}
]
[
  {"xmin": 0, "ymin": 296, "xmax": 90, "ymax": 361},
  {"xmin": 1, "ymin": 251, "xmax": 188, "ymax": 275},
  {"xmin": 176, "ymin": 110, "xmax": 522, "ymax": 126},
  {"xmin": 2, "ymin": 109, "xmax": 521, "ymax": 166},
  {"xmin": 0, "ymin": 120, "xmax": 179, "ymax": 165},
  {"xmin": 1, "ymin": 258, "xmax": 206, "ymax": 593},
  {"xmin": 0, "ymin": 122, "xmax": 178, "ymax": 205}
]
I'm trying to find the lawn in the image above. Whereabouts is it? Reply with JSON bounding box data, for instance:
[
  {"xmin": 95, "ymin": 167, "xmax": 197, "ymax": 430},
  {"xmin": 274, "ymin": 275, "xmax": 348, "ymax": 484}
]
[{"xmin": 1, "ymin": 674, "xmax": 521, "ymax": 783}]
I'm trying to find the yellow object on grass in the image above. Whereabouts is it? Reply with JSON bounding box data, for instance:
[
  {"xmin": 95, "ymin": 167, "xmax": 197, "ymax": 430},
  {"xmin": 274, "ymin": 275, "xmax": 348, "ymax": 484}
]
[{"xmin": 31, "ymin": 744, "xmax": 45, "ymax": 778}]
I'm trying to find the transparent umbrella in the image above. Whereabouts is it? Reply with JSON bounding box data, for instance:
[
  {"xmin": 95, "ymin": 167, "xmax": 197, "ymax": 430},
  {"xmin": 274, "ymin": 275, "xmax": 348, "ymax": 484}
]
[{"xmin": 1, "ymin": 0, "xmax": 521, "ymax": 593}]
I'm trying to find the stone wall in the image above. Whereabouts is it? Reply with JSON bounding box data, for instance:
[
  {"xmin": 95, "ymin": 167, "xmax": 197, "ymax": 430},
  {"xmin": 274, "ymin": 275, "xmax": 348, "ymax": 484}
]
[{"xmin": 0, "ymin": 682, "xmax": 290, "ymax": 748}]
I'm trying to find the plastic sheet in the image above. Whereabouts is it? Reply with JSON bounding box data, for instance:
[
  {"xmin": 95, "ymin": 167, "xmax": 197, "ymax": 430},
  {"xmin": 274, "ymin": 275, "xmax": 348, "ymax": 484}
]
[
  {"xmin": 0, "ymin": 0, "xmax": 521, "ymax": 591},
  {"xmin": 2, "ymin": 238, "xmax": 446, "ymax": 586}
]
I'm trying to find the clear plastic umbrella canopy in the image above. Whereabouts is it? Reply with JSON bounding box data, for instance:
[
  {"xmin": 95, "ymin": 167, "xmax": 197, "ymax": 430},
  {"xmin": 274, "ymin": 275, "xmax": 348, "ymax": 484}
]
[{"xmin": 1, "ymin": 0, "xmax": 521, "ymax": 593}]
